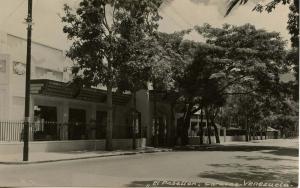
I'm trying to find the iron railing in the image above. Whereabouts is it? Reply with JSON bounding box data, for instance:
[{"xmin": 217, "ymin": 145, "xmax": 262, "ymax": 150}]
[{"xmin": 0, "ymin": 121, "xmax": 146, "ymax": 142}]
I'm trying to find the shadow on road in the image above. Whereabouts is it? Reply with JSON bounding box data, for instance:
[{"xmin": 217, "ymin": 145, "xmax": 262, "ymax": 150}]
[
  {"xmin": 198, "ymin": 163, "xmax": 298, "ymax": 187},
  {"xmin": 262, "ymin": 148, "xmax": 298, "ymax": 157},
  {"xmin": 198, "ymin": 170, "xmax": 298, "ymax": 187},
  {"xmin": 235, "ymin": 155, "xmax": 298, "ymax": 161},
  {"xmin": 126, "ymin": 180, "xmax": 156, "ymax": 187},
  {"xmin": 174, "ymin": 145, "xmax": 298, "ymax": 157}
]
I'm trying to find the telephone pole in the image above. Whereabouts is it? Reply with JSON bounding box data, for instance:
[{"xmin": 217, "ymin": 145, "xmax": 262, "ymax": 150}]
[{"xmin": 23, "ymin": 0, "xmax": 33, "ymax": 161}]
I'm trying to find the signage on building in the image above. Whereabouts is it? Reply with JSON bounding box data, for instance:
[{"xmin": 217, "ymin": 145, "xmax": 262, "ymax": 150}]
[{"xmin": 13, "ymin": 61, "xmax": 26, "ymax": 75}]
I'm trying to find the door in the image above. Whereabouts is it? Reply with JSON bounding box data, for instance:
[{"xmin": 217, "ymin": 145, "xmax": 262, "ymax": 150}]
[
  {"xmin": 34, "ymin": 106, "xmax": 57, "ymax": 140},
  {"xmin": 153, "ymin": 116, "xmax": 167, "ymax": 147},
  {"xmin": 96, "ymin": 111, "xmax": 107, "ymax": 139},
  {"xmin": 69, "ymin": 108, "xmax": 86, "ymax": 140},
  {"xmin": 158, "ymin": 117, "xmax": 167, "ymax": 146}
]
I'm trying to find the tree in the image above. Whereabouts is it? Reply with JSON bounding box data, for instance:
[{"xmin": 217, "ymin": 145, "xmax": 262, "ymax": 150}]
[
  {"xmin": 175, "ymin": 23, "xmax": 288, "ymax": 145},
  {"xmin": 225, "ymin": 0, "xmax": 299, "ymax": 99},
  {"xmin": 62, "ymin": 0, "xmax": 162, "ymax": 150},
  {"xmin": 175, "ymin": 42, "xmax": 227, "ymax": 144}
]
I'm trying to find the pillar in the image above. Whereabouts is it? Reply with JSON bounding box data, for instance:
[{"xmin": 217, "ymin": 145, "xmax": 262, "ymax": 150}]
[{"xmin": 61, "ymin": 101, "xmax": 69, "ymax": 140}]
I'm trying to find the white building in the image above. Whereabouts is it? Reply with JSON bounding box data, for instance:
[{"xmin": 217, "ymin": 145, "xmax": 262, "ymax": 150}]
[{"xmin": 0, "ymin": 31, "xmax": 71, "ymax": 120}]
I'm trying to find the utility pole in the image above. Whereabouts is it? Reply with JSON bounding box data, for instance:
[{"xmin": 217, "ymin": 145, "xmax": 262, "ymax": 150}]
[{"xmin": 23, "ymin": 0, "xmax": 33, "ymax": 161}]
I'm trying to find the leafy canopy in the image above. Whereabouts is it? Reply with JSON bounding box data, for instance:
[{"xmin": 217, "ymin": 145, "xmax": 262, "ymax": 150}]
[{"xmin": 62, "ymin": 0, "xmax": 163, "ymax": 89}]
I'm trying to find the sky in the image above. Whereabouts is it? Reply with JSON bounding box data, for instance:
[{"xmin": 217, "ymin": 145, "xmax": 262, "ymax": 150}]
[{"xmin": 0, "ymin": 0, "xmax": 291, "ymax": 50}]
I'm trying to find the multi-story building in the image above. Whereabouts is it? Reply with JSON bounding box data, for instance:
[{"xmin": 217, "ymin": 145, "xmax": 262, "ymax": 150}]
[
  {"xmin": 0, "ymin": 31, "xmax": 227, "ymax": 153},
  {"xmin": 0, "ymin": 31, "xmax": 177, "ymax": 150},
  {"xmin": 0, "ymin": 32, "xmax": 72, "ymax": 120}
]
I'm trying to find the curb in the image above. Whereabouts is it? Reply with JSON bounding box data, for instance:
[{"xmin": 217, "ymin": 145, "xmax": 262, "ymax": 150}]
[{"xmin": 0, "ymin": 149, "xmax": 172, "ymax": 165}]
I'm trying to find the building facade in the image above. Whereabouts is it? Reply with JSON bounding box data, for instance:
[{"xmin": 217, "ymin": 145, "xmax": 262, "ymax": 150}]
[
  {"xmin": 0, "ymin": 32, "xmax": 229, "ymax": 151},
  {"xmin": 0, "ymin": 31, "xmax": 176, "ymax": 148}
]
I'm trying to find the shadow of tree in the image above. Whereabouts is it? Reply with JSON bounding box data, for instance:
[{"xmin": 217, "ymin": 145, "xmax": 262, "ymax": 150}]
[
  {"xmin": 174, "ymin": 145, "xmax": 298, "ymax": 157},
  {"xmin": 126, "ymin": 180, "xmax": 156, "ymax": 187},
  {"xmin": 199, "ymin": 163, "xmax": 298, "ymax": 187},
  {"xmin": 235, "ymin": 155, "xmax": 298, "ymax": 161},
  {"xmin": 208, "ymin": 163, "xmax": 297, "ymax": 171},
  {"xmin": 262, "ymin": 148, "xmax": 298, "ymax": 157},
  {"xmin": 199, "ymin": 171, "xmax": 298, "ymax": 187}
]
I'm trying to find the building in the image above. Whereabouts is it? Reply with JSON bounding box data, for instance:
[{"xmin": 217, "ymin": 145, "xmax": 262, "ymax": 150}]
[
  {"xmin": 0, "ymin": 31, "xmax": 180, "ymax": 151},
  {"xmin": 0, "ymin": 31, "xmax": 234, "ymax": 153}
]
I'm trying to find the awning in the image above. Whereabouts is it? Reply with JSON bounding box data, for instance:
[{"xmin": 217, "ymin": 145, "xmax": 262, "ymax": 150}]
[{"xmin": 30, "ymin": 79, "xmax": 131, "ymax": 105}]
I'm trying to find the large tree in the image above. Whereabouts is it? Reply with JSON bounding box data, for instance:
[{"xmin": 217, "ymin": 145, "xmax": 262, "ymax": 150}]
[
  {"xmin": 226, "ymin": 0, "xmax": 299, "ymax": 100},
  {"xmin": 173, "ymin": 23, "xmax": 288, "ymax": 145},
  {"xmin": 62, "ymin": 0, "xmax": 162, "ymax": 150}
]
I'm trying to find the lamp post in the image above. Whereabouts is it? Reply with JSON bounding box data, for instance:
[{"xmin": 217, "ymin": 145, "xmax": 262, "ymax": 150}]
[{"xmin": 23, "ymin": 0, "xmax": 33, "ymax": 161}]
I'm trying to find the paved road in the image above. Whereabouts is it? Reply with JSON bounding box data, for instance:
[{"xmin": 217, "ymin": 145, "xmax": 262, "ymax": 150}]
[{"xmin": 0, "ymin": 139, "xmax": 298, "ymax": 187}]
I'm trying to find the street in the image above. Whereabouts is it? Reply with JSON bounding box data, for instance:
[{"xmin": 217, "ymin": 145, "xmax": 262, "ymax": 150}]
[{"xmin": 0, "ymin": 139, "xmax": 298, "ymax": 187}]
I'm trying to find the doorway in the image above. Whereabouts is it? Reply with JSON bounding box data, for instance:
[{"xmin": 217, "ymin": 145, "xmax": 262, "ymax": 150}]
[
  {"xmin": 153, "ymin": 116, "xmax": 167, "ymax": 147},
  {"xmin": 69, "ymin": 108, "xmax": 86, "ymax": 140},
  {"xmin": 96, "ymin": 111, "xmax": 107, "ymax": 139},
  {"xmin": 33, "ymin": 105, "xmax": 57, "ymax": 140}
]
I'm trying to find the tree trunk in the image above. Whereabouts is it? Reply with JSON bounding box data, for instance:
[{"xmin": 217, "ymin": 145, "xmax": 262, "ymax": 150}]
[
  {"xmin": 207, "ymin": 124, "xmax": 212, "ymax": 144},
  {"xmin": 205, "ymin": 108, "xmax": 211, "ymax": 144},
  {"xmin": 182, "ymin": 103, "xmax": 192, "ymax": 146},
  {"xmin": 212, "ymin": 108, "xmax": 220, "ymax": 144},
  {"xmin": 245, "ymin": 116, "xmax": 249, "ymax": 142},
  {"xmin": 265, "ymin": 126, "xmax": 267, "ymax": 140},
  {"xmin": 132, "ymin": 91, "xmax": 137, "ymax": 149},
  {"xmin": 212, "ymin": 122, "xmax": 220, "ymax": 144},
  {"xmin": 153, "ymin": 90, "xmax": 158, "ymax": 147},
  {"xmin": 248, "ymin": 126, "xmax": 252, "ymax": 141},
  {"xmin": 170, "ymin": 103, "xmax": 175, "ymax": 147},
  {"xmin": 199, "ymin": 108, "xmax": 204, "ymax": 145},
  {"xmin": 260, "ymin": 126, "xmax": 263, "ymax": 140},
  {"xmin": 106, "ymin": 83, "xmax": 113, "ymax": 151}
]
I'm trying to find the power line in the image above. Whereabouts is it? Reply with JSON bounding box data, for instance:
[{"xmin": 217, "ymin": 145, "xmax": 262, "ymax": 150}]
[{"xmin": 0, "ymin": 0, "xmax": 26, "ymax": 27}]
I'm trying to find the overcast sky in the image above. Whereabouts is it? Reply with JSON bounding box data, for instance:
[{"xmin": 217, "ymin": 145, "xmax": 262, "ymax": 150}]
[{"xmin": 0, "ymin": 0, "xmax": 291, "ymax": 50}]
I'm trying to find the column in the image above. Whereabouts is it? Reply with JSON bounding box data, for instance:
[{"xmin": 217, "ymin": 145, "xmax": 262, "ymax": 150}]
[{"xmin": 61, "ymin": 101, "xmax": 69, "ymax": 140}]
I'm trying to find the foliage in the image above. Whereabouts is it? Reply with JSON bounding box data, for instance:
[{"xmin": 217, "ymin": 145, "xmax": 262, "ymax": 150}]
[
  {"xmin": 62, "ymin": 0, "xmax": 163, "ymax": 150},
  {"xmin": 225, "ymin": 0, "xmax": 299, "ymax": 93},
  {"xmin": 173, "ymin": 23, "xmax": 289, "ymax": 144},
  {"xmin": 62, "ymin": 0, "xmax": 163, "ymax": 88},
  {"xmin": 195, "ymin": 23, "xmax": 288, "ymax": 98}
]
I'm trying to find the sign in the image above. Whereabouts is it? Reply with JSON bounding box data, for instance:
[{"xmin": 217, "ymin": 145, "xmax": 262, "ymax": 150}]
[{"xmin": 13, "ymin": 61, "xmax": 26, "ymax": 75}]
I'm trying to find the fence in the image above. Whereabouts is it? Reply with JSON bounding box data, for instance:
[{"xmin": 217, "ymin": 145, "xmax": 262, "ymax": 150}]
[
  {"xmin": 0, "ymin": 121, "xmax": 146, "ymax": 142},
  {"xmin": 0, "ymin": 121, "xmax": 29, "ymax": 141}
]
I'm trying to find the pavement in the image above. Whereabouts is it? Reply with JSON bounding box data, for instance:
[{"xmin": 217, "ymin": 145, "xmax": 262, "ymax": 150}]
[
  {"xmin": 0, "ymin": 147, "xmax": 172, "ymax": 164},
  {"xmin": 0, "ymin": 139, "xmax": 297, "ymax": 187},
  {"xmin": 174, "ymin": 138, "xmax": 299, "ymax": 151},
  {"xmin": 0, "ymin": 138, "xmax": 297, "ymax": 164}
]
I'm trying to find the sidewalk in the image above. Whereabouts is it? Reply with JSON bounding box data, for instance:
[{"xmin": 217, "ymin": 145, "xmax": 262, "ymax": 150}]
[
  {"xmin": 0, "ymin": 147, "xmax": 172, "ymax": 165},
  {"xmin": 173, "ymin": 138, "xmax": 299, "ymax": 151}
]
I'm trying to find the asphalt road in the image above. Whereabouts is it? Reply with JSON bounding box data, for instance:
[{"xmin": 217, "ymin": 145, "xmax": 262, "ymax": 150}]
[{"xmin": 0, "ymin": 139, "xmax": 298, "ymax": 187}]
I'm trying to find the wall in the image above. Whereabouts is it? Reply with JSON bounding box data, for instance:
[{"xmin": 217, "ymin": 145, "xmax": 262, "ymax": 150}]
[
  {"xmin": 136, "ymin": 90, "xmax": 150, "ymax": 142},
  {"xmin": 188, "ymin": 135, "xmax": 246, "ymax": 144},
  {"xmin": 0, "ymin": 33, "xmax": 71, "ymax": 121},
  {"xmin": 31, "ymin": 94, "xmax": 132, "ymax": 140},
  {"xmin": 0, "ymin": 138, "xmax": 146, "ymax": 154},
  {"xmin": 0, "ymin": 54, "xmax": 10, "ymax": 120}
]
